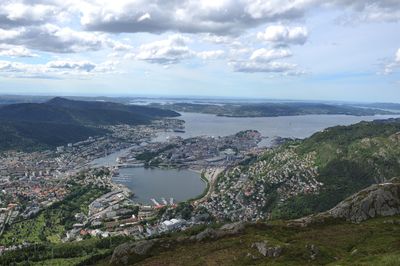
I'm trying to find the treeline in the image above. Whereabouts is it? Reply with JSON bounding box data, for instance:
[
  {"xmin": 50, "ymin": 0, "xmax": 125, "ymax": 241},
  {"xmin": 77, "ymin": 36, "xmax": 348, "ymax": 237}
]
[{"xmin": 0, "ymin": 236, "xmax": 129, "ymax": 265}]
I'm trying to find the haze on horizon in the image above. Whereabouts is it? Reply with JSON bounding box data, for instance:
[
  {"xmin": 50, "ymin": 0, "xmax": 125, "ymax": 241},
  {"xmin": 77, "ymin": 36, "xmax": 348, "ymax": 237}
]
[{"xmin": 0, "ymin": 0, "xmax": 399, "ymax": 103}]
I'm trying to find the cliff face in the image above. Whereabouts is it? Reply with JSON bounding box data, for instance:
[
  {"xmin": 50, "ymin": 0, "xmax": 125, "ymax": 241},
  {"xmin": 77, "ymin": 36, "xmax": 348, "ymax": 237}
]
[{"xmin": 326, "ymin": 178, "xmax": 400, "ymax": 223}]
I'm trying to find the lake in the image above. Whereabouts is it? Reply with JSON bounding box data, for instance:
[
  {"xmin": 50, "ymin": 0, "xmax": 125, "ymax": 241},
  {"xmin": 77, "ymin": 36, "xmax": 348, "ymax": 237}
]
[
  {"xmin": 114, "ymin": 168, "xmax": 205, "ymax": 205},
  {"xmin": 102, "ymin": 112, "xmax": 400, "ymax": 204},
  {"xmin": 154, "ymin": 112, "xmax": 400, "ymax": 146}
]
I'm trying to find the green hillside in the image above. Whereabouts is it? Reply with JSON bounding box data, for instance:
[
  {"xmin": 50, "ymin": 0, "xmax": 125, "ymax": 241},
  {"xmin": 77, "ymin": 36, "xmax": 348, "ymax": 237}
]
[
  {"xmin": 150, "ymin": 102, "xmax": 395, "ymax": 117},
  {"xmin": 201, "ymin": 118, "xmax": 400, "ymax": 221},
  {"xmin": 269, "ymin": 118, "xmax": 400, "ymax": 219},
  {"xmin": 0, "ymin": 97, "xmax": 180, "ymax": 151}
]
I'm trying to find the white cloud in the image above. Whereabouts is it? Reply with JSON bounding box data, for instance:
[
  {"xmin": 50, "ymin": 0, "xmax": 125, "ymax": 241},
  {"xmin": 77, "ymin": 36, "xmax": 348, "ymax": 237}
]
[
  {"xmin": 0, "ymin": 45, "xmax": 38, "ymax": 57},
  {"xmin": 197, "ymin": 50, "xmax": 225, "ymax": 60},
  {"xmin": 135, "ymin": 34, "xmax": 194, "ymax": 65},
  {"xmin": 46, "ymin": 60, "xmax": 96, "ymax": 72},
  {"xmin": 0, "ymin": 58, "xmax": 117, "ymax": 79},
  {"xmin": 383, "ymin": 48, "xmax": 400, "ymax": 74},
  {"xmin": 230, "ymin": 60, "xmax": 298, "ymax": 73},
  {"xmin": 0, "ymin": 24, "xmax": 125, "ymax": 53},
  {"xmin": 326, "ymin": 0, "xmax": 400, "ymax": 22},
  {"xmin": 249, "ymin": 48, "xmax": 292, "ymax": 62},
  {"xmin": 0, "ymin": 2, "xmax": 60, "ymax": 28},
  {"xmin": 137, "ymin": 13, "xmax": 151, "ymax": 22},
  {"xmin": 257, "ymin": 25, "xmax": 308, "ymax": 45},
  {"xmin": 229, "ymin": 46, "xmax": 301, "ymax": 74}
]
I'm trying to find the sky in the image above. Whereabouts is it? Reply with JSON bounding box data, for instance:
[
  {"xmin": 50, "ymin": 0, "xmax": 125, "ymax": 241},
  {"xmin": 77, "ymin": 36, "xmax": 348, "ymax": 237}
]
[{"xmin": 0, "ymin": 0, "xmax": 399, "ymax": 102}]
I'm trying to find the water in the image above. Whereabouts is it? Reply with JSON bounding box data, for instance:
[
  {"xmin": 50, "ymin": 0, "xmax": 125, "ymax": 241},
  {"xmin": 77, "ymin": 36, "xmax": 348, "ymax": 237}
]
[
  {"xmin": 114, "ymin": 168, "xmax": 205, "ymax": 204},
  {"xmin": 99, "ymin": 112, "xmax": 400, "ymax": 203},
  {"xmin": 154, "ymin": 113, "xmax": 400, "ymax": 146},
  {"xmin": 90, "ymin": 147, "xmax": 133, "ymax": 167}
]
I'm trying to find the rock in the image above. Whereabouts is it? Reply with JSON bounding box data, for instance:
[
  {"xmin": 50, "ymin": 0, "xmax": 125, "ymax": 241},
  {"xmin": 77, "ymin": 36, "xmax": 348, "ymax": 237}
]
[
  {"xmin": 110, "ymin": 240, "xmax": 156, "ymax": 265},
  {"xmin": 194, "ymin": 228, "xmax": 218, "ymax": 241},
  {"xmin": 193, "ymin": 222, "xmax": 246, "ymax": 242},
  {"xmin": 327, "ymin": 181, "xmax": 400, "ymax": 223},
  {"xmin": 290, "ymin": 179, "xmax": 400, "ymax": 226},
  {"xmin": 306, "ymin": 244, "xmax": 319, "ymax": 260},
  {"xmin": 252, "ymin": 241, "xmax": 282, "ymax": 257},
  {"xmin": 220, "ymin": 221, "xmax": 246, "ymax": 234}
]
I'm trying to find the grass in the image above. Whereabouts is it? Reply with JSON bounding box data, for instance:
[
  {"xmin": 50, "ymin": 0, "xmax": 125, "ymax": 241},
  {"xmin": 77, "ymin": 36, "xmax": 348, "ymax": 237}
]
[
  {"xmin": 133, "ymin": 216, "xmax": 400, "ymax": 266},
  {"xmin": 2, "ymin": 216, "xmax": 400, "ymax": 265}
]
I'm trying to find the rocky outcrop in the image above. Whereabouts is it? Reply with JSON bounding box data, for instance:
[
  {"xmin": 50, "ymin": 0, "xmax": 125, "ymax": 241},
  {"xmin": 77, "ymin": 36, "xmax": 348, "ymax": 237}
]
[
  {"xmin": 290, "ymin": 178, "xmax": 400, "ymax": 226},
  {"xmin": 251, "ymin": 241, "xmax": 282, "ymax": 257},
  {"xmin": 110, "ymin": 239, "xmax": 156, "ymax": 265},
  {"xmin": 190, "ymin": 222, "xmax": 246, "ymax": 242},
  {"xmin": 326, "ymin": 178, "xmax": 400, "ymax": 222}
]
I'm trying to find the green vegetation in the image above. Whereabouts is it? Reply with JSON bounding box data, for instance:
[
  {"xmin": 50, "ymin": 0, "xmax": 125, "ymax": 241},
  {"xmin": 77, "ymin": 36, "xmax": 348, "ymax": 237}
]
[
  {"xmin": 0, "ymin": 185, "xmax": 108, "ymax": 246},
  {"xmin": 151, "ymin": 102, "xmax": 395, "ymax": 117},
  {"xmin": 0, "ymin": 97, "xmax": 179, "ymax": 151},
  {"xmin": 271, "ymin": 119, "xmax": 400, "ymax": 219},
  {"xmin": 108, "ymin": 216, "xmax": 400, "ymax": 266},
  {"xmin": 0, "ymin": 235, "xmax": 129, "ymax": 265}
]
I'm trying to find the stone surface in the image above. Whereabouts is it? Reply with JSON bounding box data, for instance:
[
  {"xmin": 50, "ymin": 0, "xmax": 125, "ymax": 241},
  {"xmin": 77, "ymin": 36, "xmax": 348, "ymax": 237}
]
[
  {"xmin": 290, "ymin": 178, "xmax": 400, "ymax": 226},
  {"xmin": 251, "ymin": 241, "xmax": 282, "ymax": 257},
  {"xmin": 327, "ymin": 179, "xmax": 400, "ymax": 223},
  {"xmin": 110, "ymin": 240, "xmax": 156, "ymax": 265}
]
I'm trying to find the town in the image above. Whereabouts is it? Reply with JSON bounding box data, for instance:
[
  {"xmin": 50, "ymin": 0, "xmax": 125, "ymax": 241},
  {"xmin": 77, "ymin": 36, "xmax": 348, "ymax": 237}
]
[{"xmin": 0, "ymin": 116, "xmax": 269, "ymax": 253}]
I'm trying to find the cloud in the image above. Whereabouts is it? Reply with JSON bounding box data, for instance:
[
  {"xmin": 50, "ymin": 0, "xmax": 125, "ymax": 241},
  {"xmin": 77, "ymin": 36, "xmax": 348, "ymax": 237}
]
[
  {"xmin": 0, "ymin": 45, "xmax": 38, "ymax": 57},
  {"xmin": 46, "ymin": 60, "xmax": 96, "ymax": 72},
  {"xmin": 257, "ymin": 25, "xmax": 308, "ymax": 45},
  {"xmin": 197, "ymin": 50, "xmax": 225, "ymax": 60},
  {"xmin": 229, "ymin": 46, "xmax": 302, "ymax": 74},
  {"xmin": 383, "ymin": 48, "xmax": 400, "ymax": 74},
  {"xmin": 0, "ymin": 2, "xmax": 59, "ymax": 28},
  {"xmin": 135, "ymin": 34, "xmax": 194, "ymax": 64},
  {"xmin": 249, "ymin": 48, "xmax": 292, "ymax": 62},
  {"xmin": 326, "ymin": 0, "xmax": 400, "ymax": 22},
  {"xmin": 78, "ymin": 0, "xmax": 315, "ymax": 35},
  {"xmin": 230, "ymin": 60, "xmax": 298, "ymax": 73},
  {"xmin": 0, "ymin": 58, "xmax": 117, "ymax": 79},
  {"xmin": 0, "ymin": 24, "xmax": 117, "ymax": 53}
]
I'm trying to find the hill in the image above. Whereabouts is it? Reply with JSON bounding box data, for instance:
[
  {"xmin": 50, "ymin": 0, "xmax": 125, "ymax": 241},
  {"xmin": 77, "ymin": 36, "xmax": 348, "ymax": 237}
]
[
  {"xmin": 1, "ymin": 180, "xmax": 399, "ymax": 265},
  {"xmin": 4, "ymin": 179, "xmax": 399, "ymax": 266},
  {"xmin": 0, "ymin": 97, "xmax": 180, "ymax": 151},
  {"xmin": 150, "ymin": 102, "xmax": 396, "ymax": 117},
  {"xmin": 200, "ymin": 118, "xmax": 400, "ymax": 221}
]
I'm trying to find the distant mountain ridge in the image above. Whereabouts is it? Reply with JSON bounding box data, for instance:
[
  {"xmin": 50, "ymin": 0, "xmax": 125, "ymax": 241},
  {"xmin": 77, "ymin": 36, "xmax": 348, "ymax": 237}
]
[
  {"xmin": 150, "ymin": 102, "xmax": 397, "ymax": 117},
  {"xmin": 0, "ymin": 97, "xmax": 180, "ymax": 151}
]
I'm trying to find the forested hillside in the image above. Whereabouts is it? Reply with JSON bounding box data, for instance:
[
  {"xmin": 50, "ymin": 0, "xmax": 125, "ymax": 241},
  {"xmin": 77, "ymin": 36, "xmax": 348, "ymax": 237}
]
[{"xmin": 0, "ymin": 98, "xmax": 179, "ymax": 151}]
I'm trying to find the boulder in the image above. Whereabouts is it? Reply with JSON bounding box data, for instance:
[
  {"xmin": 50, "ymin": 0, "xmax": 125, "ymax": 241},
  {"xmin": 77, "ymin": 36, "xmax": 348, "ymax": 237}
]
[
  {"xmin": 327, "ymin": 180, "xmax": 400, "ymax": 222},
  {"xmin": 251, "ymin": 241, "xmax": 282, "ymax": 257},
  {"xmin": 110, "ymin": 240, "xmax": 156, "ymax": 265},
  {"xmin": 289, "ymin": 178, "xmax": 400, "ymax": 226}
]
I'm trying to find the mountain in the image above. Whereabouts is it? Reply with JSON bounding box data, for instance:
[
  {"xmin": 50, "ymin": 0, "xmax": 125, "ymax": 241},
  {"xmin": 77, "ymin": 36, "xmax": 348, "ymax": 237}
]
[
  {"xmin": 201, "ymin": 118, "xmax": 400, "ymax": 221},
  {"xmin": 1, "ymin": 178, "xmax": 399, "ymax": 265},
  {"xmin": 107, "ymin": 179, "xmax": 400, "ymax": 266},
  {"xmin": 0, "ymin": 97, "xmax": 180, "ymax": 151}
]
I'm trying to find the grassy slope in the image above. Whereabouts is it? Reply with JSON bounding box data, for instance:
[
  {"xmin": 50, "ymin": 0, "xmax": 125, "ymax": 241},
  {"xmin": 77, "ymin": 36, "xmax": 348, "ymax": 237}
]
[
  {"xmin": 4, "ymin": 217, "xmax": 400, "ymax": 265},
  {"xmin": 265, "ymin": 119, "xmax": 400, "ymax": 219},
  {"xmin": 132, "ymin": 217, "xmax": 400, "ymax": 266}
]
